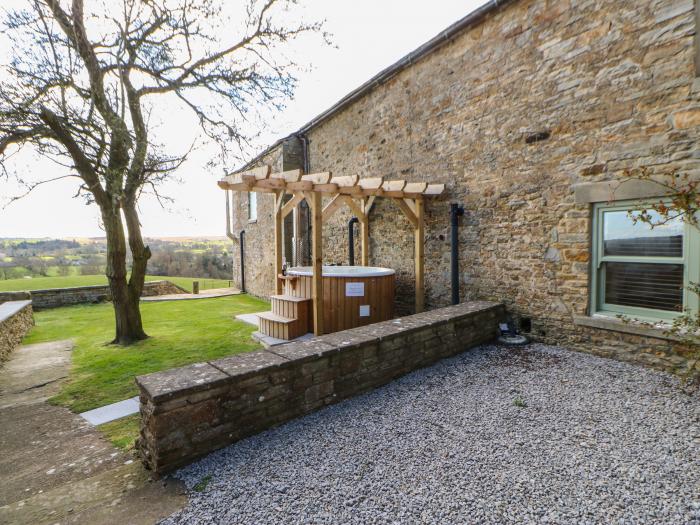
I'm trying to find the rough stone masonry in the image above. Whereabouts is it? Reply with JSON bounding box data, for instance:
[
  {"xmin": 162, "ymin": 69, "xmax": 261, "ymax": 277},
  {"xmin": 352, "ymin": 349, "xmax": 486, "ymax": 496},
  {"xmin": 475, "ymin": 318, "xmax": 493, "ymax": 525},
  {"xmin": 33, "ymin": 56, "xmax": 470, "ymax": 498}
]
[
  {"xmin": 0, "ymin": 280, "xmax": 187, "ymax": 309},
  {"xmin": 0, "ymin": 301, "xmax": 33, "ymax": 363},
  {"xmin": 136, "ymin": 302, "xmax": 503, "ymax": 475},
  {"xmin": 228, "ymin": 0, "xmax": 700, "ymax": 377}
]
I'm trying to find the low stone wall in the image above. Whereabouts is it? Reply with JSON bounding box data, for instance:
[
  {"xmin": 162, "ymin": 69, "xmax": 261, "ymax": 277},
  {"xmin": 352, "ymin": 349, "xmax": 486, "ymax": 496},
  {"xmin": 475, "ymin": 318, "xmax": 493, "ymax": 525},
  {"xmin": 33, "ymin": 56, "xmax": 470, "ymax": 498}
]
[
  {"xmin": 0, "ymin": 291, "xmax": 31, "ymax": 304},
  {"xmin": 0, "ymin": 301, "xmax": 34, "ymax": 364},
  {"xmin": 0, "ymin": 280, "xmax": 187, "ymax": 309},
  {"xmin": 136, "ymin": 301, "xmax": 504, "ymax": 475}
]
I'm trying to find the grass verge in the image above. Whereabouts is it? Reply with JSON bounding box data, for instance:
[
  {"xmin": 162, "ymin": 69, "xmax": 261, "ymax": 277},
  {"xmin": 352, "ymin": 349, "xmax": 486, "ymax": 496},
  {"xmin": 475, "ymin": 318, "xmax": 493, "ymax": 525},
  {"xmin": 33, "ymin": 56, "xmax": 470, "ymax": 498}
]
[
  {"xmin": 23, "ymin": 294, "xmax": 268, "ymax": 413},
  {"xmin": 98, "ymin": 414, "xmax": 141, "ymax": 450}
]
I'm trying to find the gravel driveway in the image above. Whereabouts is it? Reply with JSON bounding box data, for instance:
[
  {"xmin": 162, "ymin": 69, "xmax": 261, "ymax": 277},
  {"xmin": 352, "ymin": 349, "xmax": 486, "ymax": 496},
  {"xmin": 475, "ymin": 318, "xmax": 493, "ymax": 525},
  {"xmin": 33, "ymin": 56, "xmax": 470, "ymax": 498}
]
[{"xmin": 162, "ymin": 344, "xmax": 700, "ymax": 524}]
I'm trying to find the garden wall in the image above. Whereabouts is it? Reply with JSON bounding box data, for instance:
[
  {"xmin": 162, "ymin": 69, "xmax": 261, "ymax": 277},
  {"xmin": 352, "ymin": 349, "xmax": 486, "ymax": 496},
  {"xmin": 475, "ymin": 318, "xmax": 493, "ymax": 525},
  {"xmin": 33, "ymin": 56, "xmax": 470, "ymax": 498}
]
[
  {"xmin": 0, "ymin": 280, "xmax": 187, "ymax": 309},
  {"xmin": 0, "ymin": 301, "xmax": 34, "ymax": 364},
  {"xmin": 136, "ymin": 301, "xmax": 503, "ymax": 475}
]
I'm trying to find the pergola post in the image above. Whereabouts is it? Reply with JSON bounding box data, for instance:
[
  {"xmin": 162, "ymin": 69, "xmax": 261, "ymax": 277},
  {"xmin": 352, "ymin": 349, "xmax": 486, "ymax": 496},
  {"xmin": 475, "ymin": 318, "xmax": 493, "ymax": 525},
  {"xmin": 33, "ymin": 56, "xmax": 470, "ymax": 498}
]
[
  {"xmin": 308, "ymin": 191, "xmax": 324, "ymax": 335},
  {"xmin": 414, "ymin": 197, "xmax": 425, "ymax": 313},
  {"xmin": 360, "ymin": 196, "xmax": 375, "ymax": 266},
  {"xmin": 273, "ymin": 190, "xmax": 284, "ymax": 295}
]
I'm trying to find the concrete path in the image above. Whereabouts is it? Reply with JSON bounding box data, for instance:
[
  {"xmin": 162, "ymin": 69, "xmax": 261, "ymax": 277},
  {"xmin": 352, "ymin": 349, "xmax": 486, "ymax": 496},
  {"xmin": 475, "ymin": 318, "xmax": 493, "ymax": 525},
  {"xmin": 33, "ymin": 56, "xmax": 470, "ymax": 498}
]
[
  {"xmin": 141, "ymin": 287, "xmax": 240, "ymax": 302},
  {"xmin": 0, "ymin": 340, "xmax": 186, "ymax": 524}
]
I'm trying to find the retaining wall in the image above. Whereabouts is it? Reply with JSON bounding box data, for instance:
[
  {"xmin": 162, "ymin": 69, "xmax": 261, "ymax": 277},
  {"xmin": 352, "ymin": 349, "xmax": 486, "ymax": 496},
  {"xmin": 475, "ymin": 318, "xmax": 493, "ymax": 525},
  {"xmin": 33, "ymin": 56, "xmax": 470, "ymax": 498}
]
[
  {"xmin": 0, "ymin": 280, "xmax": 187, "ymax": 309},
  {"xmin": 136, "ymin": 301, "xmax": 504, "ymax": 475},
  {"xmin": 0, "ymin": 301, "xmax": 34, "ymax": 364}
]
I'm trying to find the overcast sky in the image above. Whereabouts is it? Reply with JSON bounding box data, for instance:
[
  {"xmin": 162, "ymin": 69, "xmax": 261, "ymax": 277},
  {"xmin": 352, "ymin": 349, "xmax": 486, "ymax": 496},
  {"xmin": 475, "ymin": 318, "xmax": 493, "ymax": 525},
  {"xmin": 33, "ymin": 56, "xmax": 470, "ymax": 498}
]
[{"xmin": 0, "ymin": 1, "xmax": 487, "ymax": 239}]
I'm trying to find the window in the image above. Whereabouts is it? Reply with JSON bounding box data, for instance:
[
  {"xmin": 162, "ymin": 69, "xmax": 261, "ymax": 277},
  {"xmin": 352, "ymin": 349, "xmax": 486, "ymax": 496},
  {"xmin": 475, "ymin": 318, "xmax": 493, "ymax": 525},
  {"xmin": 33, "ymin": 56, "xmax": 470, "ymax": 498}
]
[
  {"xmin": 248, "ymin": 191, "xmax": 257, "ymax": 222},
  {"xmin": 696, "ymin": 0, "xmax": 700, "ymax": 76},
  {"xmin": 591, "ymin": 201, "xmax": 700, "ymax": 321}
]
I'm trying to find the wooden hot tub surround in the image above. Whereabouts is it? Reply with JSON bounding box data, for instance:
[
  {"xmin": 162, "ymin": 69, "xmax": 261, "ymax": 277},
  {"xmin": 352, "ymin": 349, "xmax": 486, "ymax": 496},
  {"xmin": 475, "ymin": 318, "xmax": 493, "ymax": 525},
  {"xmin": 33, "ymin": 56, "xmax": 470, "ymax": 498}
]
[{"xmin": 257, "ymin": 267, "xmax": 395, "ymax": 339}]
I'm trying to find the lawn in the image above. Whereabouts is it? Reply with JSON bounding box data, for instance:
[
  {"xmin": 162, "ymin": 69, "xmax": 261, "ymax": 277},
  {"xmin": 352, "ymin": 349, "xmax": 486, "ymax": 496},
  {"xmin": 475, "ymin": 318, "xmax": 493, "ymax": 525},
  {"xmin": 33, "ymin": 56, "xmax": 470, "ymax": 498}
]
[
  {"xmin": 23, "ymin": 294, "xmax": 268, "ymax": 413},
  {"xmin": 0, "ymin": 274, "xmax": 231, "ymax": 292}
]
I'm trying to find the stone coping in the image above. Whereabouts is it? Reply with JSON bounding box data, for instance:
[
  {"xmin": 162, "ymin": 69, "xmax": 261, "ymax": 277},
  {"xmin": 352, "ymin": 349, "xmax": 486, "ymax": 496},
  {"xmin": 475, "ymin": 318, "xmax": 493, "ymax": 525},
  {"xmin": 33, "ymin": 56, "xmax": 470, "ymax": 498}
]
[
  {"xmin": 0, "ymin": 301, "xmax": 32, "ymax": 324},
  {"xmin": 136, "ymin": 301, "xmax": 501, "ymax": 404},
  {"xmin": 573, "ymin": 314, "xmax": 681, "ymax": 342},
  {"xmin": 8, "ymin": 280, "xmax": 175, "ymax": 294}
]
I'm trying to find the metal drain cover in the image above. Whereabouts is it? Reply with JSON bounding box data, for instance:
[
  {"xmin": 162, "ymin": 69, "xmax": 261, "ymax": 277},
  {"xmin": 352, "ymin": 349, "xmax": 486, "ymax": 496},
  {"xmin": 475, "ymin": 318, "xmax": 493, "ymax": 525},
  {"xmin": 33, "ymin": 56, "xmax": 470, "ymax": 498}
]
[{"xmin": 497, "ymin": 334, "xmax": 529, "ymax": 346}]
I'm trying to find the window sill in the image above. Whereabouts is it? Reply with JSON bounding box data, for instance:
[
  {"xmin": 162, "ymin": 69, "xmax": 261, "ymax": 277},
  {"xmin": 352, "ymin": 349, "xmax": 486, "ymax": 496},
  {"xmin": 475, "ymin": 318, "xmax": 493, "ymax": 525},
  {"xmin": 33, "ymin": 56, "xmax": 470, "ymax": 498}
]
[
  {"xmin": 573, "ymin": 314, "xmax": 681, "ymax": 342},
  {"xmin": 247, "ymin": 219, "xmax": 257, "ymax": 224}
]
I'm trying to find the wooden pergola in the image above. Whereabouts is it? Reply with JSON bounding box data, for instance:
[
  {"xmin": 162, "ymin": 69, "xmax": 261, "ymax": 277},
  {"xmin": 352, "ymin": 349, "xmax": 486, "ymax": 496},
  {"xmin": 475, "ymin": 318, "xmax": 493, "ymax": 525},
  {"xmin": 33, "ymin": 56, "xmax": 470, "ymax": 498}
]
[{"xmin": 218, "ymin": 165, "xmax": 444, "ymax": 335}]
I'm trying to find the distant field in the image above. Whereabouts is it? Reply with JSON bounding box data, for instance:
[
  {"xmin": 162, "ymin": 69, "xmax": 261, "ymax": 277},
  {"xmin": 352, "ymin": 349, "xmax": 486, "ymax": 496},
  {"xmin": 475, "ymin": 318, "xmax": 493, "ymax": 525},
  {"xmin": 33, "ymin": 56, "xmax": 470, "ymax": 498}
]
[{"xmin": 0, "ymin": 274, "xmax": 232, "ymax": 292}]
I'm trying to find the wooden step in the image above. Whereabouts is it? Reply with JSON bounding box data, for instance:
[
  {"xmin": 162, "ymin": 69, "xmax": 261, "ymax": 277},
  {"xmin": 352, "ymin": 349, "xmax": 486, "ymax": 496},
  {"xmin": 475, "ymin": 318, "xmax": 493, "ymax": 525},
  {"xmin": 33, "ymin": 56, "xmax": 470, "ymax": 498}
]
[
  {"xmin": 270, "ymin": 295, "xmax": 311, "ymax": 333},
  {"xmin": 257, "ymin": 311, "xmax": 296, "ymax": 324},
  {"xmin": 270, "ymin": 294, "xmax": 311, "ymax": 303},
  {"xmin": 257, "ymin": 311, "xmax": 307, "ymax": 340}
]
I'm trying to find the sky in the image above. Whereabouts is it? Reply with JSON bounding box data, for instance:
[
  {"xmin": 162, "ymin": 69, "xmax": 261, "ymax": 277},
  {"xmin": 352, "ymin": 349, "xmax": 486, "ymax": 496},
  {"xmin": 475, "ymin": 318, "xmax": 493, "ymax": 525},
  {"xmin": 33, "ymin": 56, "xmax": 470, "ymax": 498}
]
[{"xmin": 0, "ymin": 0, "xmax": 487, "ymax": 239}]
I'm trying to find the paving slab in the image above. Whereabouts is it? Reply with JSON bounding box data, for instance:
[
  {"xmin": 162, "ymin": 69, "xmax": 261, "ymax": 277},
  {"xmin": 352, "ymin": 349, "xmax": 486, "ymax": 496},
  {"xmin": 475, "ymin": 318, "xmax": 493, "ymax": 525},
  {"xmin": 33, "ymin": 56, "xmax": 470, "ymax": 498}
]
[
  {"xmin": 252, "ymin": 330, "xmax": 315, "ymax": 348},
  {"xmin": 80, "ymin": 396, "xmax": 140, "ymax": 426},
  {"xmin": 235, "ymin": 312, "xmax": 262, "ymax": 326}
]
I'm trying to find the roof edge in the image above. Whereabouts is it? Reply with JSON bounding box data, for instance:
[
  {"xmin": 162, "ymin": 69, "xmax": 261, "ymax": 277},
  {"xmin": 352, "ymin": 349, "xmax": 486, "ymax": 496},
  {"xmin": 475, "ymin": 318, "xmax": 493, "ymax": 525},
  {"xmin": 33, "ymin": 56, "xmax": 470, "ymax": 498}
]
[{"xmin": 238, "ymin": 0, "xmax": 518, "ymax": 172}]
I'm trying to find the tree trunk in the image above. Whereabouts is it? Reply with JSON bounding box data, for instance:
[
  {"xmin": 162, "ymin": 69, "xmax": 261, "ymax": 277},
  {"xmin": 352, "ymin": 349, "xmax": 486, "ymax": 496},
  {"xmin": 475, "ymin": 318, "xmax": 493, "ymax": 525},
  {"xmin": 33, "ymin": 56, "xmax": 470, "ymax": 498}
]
[
  {"xmin": 102, "ymin": 202, "xmax": 148, "ymax": 345},
  {"xmin": 123, "ymin": 196, "xmax": 151, "ymax": 325}
]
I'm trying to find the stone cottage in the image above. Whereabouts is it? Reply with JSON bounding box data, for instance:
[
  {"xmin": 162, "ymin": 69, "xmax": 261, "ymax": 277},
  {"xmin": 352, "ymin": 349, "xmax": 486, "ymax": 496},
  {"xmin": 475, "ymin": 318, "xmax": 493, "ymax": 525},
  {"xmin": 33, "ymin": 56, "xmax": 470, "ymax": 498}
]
[{"xmin": 226, "ymin": 0, "xmax": 700, "ymax": 375}]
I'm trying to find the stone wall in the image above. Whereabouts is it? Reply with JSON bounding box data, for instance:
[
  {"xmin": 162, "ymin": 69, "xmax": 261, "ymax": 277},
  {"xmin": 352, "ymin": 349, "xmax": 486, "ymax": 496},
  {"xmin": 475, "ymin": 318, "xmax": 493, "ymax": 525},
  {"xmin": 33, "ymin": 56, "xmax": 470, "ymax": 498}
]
[
  {"xmin": 0, "ymin": 301, "xmax": 34, "ymax": 364},
  {"xmin": 0, "ymin": 291, "xmax": 31, "ymax": 304},
  {"xmin": 0, "ymin": 280, "xmax": 187, "ymax": 310},
  {"xmin": 235, "ymin": 0, "xmax": 700, "ymax": 375},
  {"xmin": 136, "ymin": 301, "xmax": 503, "ymax": 475}
]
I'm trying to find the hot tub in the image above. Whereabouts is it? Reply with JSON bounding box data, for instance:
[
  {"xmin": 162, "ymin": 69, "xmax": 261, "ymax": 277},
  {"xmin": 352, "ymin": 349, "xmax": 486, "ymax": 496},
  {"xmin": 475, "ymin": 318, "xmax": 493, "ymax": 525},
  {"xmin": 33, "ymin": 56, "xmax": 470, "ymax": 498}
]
[{"xmin": 283, "ymin": 266, "xmax": 395, "ymax": 334}]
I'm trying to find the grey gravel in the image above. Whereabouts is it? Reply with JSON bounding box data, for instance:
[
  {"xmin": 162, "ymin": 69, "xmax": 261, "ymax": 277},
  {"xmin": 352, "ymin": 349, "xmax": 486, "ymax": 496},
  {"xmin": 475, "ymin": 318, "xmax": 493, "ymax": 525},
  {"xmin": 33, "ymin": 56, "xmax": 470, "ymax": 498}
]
[{"xmin": 161, "ymin": 344, "xmax": 700, "ymax": 524}]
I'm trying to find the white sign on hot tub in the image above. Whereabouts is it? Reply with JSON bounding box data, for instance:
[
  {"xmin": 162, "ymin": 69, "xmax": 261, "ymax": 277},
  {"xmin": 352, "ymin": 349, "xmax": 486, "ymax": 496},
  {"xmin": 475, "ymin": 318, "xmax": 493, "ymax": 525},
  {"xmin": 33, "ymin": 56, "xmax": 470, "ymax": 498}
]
[{"xmin": 345, "ymin": 282, "xmax": 365, "ymax": 297}]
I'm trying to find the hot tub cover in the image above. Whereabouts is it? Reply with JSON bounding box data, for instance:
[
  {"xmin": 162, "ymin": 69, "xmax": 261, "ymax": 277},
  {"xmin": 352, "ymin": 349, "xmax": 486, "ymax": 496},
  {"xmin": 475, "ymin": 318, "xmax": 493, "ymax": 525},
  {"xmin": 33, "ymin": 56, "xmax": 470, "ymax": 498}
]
[{"xmin": 287, "ymin": 266, "xmax": 395, "ymax": 278}]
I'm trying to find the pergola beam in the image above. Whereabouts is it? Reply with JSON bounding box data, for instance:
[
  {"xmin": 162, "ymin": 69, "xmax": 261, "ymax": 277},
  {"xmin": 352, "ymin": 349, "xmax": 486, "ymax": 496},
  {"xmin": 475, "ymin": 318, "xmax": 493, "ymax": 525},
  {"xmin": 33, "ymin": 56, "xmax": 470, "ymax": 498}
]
[
  {"xmin": 218, "ymin": 175, "xmax": 444, "ymax": 200},
  {"xmin": 281, "ymin": 192, "xmax": 305, "ymax": 219},
  {"xmin": 322, "ymin": 194, "xmax": 345, "ymax": 221}
]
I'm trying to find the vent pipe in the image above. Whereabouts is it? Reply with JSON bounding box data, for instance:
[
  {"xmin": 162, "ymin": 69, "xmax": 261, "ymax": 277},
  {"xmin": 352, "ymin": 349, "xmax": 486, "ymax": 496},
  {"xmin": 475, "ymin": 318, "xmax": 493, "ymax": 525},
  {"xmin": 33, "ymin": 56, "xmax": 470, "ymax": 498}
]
[{"xmin": 348, "ymin": 217, "xmax": 360, "ymax": 265}]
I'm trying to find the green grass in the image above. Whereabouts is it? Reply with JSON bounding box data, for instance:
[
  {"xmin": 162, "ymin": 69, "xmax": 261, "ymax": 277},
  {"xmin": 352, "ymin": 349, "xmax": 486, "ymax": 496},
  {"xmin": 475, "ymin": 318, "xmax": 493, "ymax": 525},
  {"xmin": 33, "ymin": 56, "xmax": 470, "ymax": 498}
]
[
  {"xmin": 24, "ymin": 294, "xmax": 269, "ymax": 412},
  {"xmin": 98, "ymin": 414, "xmax": 141, "ymax": 450},
  {"xmin": 0, "ymin": 274, "xmax": 231, "ymax": 292},
  {"xmin": 193, "ymin": 474, "xmax": 213, "ymax": 492}
]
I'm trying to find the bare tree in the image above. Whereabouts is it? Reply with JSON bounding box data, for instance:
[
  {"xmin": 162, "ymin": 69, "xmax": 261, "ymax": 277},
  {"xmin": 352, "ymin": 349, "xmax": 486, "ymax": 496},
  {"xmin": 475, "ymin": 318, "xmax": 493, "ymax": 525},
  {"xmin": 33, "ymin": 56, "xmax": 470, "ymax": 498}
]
[{"xmin": 0, "ymin": 0, "xmax": 323, "ymax": 344}]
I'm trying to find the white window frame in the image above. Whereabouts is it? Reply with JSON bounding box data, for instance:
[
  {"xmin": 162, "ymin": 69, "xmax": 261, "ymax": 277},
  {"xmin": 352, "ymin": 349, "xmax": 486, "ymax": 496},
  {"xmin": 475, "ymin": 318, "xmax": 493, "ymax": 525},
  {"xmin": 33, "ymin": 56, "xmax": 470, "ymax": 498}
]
[{"xmin": 248, "ymin": 191, "xmax": 257, "ymax": 222}]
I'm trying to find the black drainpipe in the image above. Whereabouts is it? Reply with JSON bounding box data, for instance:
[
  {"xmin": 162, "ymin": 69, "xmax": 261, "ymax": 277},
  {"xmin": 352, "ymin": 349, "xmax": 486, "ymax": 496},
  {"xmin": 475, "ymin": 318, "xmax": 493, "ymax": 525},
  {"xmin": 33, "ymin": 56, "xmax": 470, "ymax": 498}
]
[
  {"xmin": 348, "ymin": 217, "xmax": 360, "ymax": 265},
  {"xmin": 450, "ymin": 203, "xmax": 464, "ymax": 305},
  {"xmin": 239, "ymin": 230, "xmax": 246, "ymax": 293}
]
